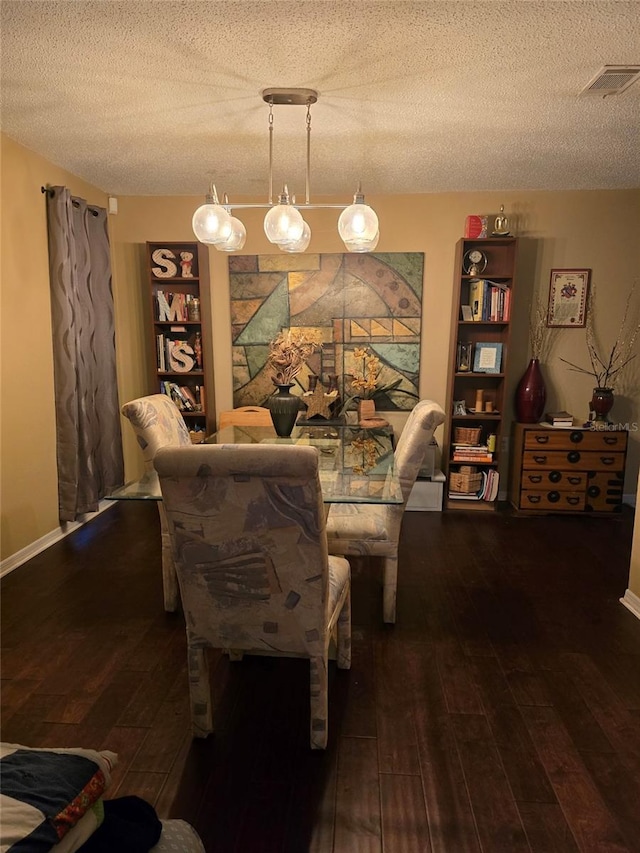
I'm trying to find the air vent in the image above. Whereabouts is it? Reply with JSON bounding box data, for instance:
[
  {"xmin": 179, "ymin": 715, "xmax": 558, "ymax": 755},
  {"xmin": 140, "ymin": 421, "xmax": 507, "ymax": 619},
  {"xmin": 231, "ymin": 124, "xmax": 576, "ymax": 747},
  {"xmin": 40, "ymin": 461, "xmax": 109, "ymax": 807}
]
[{"xmin": 580, "ymin": 65, "xmax": 640, "ymax": 96}]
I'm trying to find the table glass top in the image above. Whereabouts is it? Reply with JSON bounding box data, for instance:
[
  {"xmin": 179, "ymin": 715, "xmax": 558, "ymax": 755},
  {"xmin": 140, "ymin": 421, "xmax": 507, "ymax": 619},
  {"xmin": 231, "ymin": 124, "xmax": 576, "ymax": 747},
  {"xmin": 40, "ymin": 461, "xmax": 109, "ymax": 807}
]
[{"xmin": 107, "ymin": 423, "xmax": 402, "ymax": 504}]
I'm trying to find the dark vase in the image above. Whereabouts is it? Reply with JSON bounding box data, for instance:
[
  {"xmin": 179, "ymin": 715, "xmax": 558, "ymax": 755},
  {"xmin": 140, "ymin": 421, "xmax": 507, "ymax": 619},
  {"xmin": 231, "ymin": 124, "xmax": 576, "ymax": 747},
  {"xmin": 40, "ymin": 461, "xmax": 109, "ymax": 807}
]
[
  {"xmin": 515, "ymin": 357, "xmax": 547, "ymax": 423},
  {"xmin": 268, "ymin": 384, "xmax": 300, "ymax": 437},
  {"xmin": 591, "ymin": 387, "xmax": 614, "ymax": 423}
]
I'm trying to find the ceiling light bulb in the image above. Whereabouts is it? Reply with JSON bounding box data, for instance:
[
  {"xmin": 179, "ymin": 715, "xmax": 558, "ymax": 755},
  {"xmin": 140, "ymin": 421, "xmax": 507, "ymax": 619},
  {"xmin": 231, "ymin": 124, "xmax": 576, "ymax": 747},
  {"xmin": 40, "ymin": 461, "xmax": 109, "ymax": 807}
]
[
  {"xmin": 192, "ymin": 192, "xmax": 233, "ymax": 245},
  {"xmin": 264, "ymin": 187, "xmax": 304, "ymax": 244},
  {"xmin": 345, "ymin": 230, "xmax": 379, "ymax": 253},
  {"xmin": 338, "ymin": 189, "xmax": 379, "ymax": 244},
  {"xmin": 280, "ymin": 220, "xmax": 311, "ymax": 253},
  {"xmin": 216, "ymin": 216, "xmax": 247, "ymax": 252}
]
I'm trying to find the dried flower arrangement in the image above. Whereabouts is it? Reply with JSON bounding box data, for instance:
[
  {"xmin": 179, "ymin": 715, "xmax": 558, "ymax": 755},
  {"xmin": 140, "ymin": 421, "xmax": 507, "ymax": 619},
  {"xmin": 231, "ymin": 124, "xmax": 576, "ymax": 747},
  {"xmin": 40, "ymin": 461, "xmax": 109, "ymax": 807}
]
[
  {"xmin": 529, "ymin": 298, "xmax": 553, "ymax": 360},
  {"xmin": 341, "ymin": 347, "xmax": 418, "ymax": 412},
  {"xmin": 559, "ymin": 285, "xmax": 639, "ymax": 389},
  {"xmin": 266, "ymin": 329, "xmax": 319, "ymax": 386}
]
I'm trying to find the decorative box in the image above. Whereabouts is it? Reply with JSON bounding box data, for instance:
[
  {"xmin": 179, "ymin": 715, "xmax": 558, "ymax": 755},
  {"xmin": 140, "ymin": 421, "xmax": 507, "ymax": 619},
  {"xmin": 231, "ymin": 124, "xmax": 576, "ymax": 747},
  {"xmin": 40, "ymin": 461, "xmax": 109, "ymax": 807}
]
[{"xmin": 464, "ymin": 215, "xmax": 488, "ymax": 239}]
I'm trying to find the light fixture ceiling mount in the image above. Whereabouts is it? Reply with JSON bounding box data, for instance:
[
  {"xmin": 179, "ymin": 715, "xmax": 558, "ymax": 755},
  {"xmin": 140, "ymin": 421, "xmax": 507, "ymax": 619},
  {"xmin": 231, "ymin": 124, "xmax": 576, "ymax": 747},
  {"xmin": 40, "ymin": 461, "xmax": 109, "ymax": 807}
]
[
  {"xmin": 261, "ymin": 87, "xmax": 318, "ymax": 106},
  {"xmin": 191, "ymin": 88, "xmax": 379, "ymax": 254}
]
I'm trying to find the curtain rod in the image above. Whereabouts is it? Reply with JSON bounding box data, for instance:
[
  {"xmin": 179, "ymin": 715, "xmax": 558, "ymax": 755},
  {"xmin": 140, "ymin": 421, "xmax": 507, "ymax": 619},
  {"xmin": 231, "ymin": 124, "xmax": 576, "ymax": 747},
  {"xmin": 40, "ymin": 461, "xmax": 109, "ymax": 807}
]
[{"xmin": 41, "ymin": 186, "xmax": 100, "ymax": 215}]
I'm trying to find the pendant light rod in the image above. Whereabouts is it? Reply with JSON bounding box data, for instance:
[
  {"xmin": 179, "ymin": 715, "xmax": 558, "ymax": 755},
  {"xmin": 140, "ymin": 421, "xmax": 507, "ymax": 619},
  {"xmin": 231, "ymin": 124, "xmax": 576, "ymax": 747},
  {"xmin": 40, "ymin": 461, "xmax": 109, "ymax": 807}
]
[
  {"xmin": 268, "ymin": 100, "xmax": 274, "ymax": 205},
  {"xmin": 306, "ymin": 100, "xmax": 311, "ymax": 206},
  {"xmin": 192, "ymin": 87, "xmax": 380, "ymax": 253}
]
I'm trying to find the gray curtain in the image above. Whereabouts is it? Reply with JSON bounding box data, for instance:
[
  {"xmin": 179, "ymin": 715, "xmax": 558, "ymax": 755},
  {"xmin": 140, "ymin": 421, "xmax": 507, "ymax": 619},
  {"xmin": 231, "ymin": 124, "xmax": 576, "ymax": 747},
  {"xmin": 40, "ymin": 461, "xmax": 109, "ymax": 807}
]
[{"xmin": 45, "ymin": 186, "xmax": 124, "ymax": 522}]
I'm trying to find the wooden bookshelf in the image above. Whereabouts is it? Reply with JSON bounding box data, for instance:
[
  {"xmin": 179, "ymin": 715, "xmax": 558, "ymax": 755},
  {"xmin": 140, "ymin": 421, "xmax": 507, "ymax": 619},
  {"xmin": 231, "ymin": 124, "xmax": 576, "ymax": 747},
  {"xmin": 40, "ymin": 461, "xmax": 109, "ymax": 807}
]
[
  {"xmin": 443, "ymin": 237, "xmax": 518, "ymax": 510},
  {"xmin": 146, "ymin": 241, "xmax": 215, "ymax": 437}
]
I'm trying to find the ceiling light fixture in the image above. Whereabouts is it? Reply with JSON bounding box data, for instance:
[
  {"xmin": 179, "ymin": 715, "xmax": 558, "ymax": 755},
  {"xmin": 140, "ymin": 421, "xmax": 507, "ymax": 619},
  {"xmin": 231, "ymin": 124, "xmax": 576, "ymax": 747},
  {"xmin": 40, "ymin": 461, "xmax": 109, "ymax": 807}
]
[{"xmin": 192, "ymin": 88, "xmax": 379, "ymax": 253}]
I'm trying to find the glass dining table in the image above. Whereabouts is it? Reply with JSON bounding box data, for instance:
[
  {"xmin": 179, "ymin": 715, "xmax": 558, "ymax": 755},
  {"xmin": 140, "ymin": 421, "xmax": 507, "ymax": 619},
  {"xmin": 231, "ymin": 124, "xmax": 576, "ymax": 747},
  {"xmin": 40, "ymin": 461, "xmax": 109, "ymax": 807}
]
[
  {"xmin": 107, "ymin": 423, "xmax": 402, "ymax": 505},
  {"xmin": 106, "ymin": 422, "xmax": 401, "ymax": 612}
]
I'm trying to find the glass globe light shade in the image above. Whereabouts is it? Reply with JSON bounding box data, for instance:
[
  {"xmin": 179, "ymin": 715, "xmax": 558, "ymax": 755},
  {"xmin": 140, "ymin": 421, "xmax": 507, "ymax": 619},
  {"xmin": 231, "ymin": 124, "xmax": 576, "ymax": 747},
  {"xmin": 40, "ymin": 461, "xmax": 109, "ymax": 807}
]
[
  {"xmin": 192, "ymin": 201, "xmax": 233, "ymax": 245},
  {"xmin": 344, "ymin": 229, "xmax": 379, "ymax": 253},
  {"xmin": 216, "ymin": 216, "xmax": 247, "ymax": 252},
  {"xmin": 280, "ymin": 220, "xmax": 311, "ymax": 253},
  {"xmin": 338, "ymin": 191, "xmax": 379, "ymax": 243},
  {"xmin": 264, "ymin": 189, "xmax": 304, "ymax": 244}
]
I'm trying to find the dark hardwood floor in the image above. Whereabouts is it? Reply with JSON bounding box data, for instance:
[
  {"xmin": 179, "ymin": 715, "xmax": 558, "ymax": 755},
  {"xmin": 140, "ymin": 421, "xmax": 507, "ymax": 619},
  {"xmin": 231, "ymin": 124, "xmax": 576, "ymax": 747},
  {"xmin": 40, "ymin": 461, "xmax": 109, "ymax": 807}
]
[{"xmin": 2, "ymin": 501, "xmax": 640, "ymax": 852}]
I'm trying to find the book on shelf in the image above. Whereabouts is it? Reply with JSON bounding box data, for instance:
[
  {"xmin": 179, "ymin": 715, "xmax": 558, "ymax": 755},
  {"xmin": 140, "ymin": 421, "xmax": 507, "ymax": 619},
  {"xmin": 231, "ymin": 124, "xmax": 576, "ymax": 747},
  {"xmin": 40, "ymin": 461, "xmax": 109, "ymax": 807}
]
[
  {"xmin": 156, "ymin": 334, "xmax": 166, "ymax": 371},
  {"xmin": 469, "ymin": 279, "xmax": 485, "ymax": 322},
  {"xmin": 453, "ymin": 454, "xmax": 493, "ymax": 460}
]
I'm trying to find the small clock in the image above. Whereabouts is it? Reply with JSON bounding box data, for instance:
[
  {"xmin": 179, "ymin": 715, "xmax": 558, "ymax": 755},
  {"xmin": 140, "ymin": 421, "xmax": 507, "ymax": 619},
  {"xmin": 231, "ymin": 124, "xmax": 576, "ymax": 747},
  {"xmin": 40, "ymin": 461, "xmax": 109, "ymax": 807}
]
[{"xmin": 463, "ymin": 248, "xmax": 488, "ymax": 276}]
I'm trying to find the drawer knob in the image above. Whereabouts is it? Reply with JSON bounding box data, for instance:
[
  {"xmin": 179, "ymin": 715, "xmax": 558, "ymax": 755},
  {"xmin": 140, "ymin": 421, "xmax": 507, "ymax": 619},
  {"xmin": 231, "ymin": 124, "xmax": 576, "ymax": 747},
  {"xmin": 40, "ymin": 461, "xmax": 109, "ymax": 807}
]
[
  {"xmin": 549, "ymin": 470, "xmax": 562, "ymax": 483},
  {"xmin": 588, "ymin": 485, "xmax": 600, "ymax": 497},
  {"xmin": 547, "ymin": 491, "xmax": 560, "ymax": 503},
  {"xmin": 567, "ymin": 451, "xmax": 581, "ymax": 464},
  {"xmin": 570, "ymin": 431, "xmax": 584, "ymax": 443}
]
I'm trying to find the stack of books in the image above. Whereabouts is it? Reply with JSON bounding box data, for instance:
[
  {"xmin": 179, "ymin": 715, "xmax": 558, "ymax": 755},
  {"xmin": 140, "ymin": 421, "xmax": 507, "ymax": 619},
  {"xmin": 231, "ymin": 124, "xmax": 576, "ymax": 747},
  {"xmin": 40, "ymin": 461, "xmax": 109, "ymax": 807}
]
[
  {"xmin": 452, "ymin": 443, "xmax": 493, "ymax": 463},
  {"xmin": 160, "ymin": 381, "xmax": 200, "ymax": 412},
  {"xmin": 544, "ymin": 410, "xmax": 574, "ymax": 427}
]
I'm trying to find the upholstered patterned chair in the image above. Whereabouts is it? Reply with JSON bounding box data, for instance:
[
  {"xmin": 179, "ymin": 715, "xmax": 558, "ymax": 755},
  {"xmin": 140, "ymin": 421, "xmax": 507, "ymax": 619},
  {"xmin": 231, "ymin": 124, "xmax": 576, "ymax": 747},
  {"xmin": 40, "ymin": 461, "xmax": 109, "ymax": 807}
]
[
  {"xmin": 153, "ymin": 443, "xmax": 351, "ymax": 750},
  {"xmin": 326, "ymin": 399, "xmax": 445, "ymax": 624},
  {"xmin": 120, "ymin": 394, "xmax": 192, "ymax": 611},
  {"xmin": 218, "ymin": 406, "xmax": 273, "ymax": 430}
]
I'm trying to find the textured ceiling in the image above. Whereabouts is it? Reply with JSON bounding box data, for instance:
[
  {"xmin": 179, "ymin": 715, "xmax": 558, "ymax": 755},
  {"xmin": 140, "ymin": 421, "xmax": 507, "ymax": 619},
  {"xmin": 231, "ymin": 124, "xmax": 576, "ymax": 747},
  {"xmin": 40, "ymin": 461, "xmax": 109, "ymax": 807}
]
[{"xmin": 1, "ymin": 1, "xmax": 639, "ymax": 198}]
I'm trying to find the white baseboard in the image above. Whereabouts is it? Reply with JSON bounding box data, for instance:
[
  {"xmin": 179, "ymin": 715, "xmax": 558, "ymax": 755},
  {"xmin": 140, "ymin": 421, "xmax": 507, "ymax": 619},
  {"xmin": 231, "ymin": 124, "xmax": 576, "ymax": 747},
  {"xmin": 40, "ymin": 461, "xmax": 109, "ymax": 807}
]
[
  {"xmin": 620, "ymin": 589, "xmax": 640, "ymax": 620},
  {"xmin": 0, "ymin": 500, "xmax": 116, "ymax": 578}
]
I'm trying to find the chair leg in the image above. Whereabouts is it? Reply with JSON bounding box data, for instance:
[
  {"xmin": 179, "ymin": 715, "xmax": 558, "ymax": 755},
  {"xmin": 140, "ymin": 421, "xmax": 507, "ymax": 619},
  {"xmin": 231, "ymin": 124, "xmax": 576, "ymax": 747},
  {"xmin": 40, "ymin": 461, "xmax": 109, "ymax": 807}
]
[
  {"xmin": 382, "ymin": 553, "xmax": 398, "ymax": 624},
  {"xmin": 309, "ymin": 655, "xmax": 328, "ymax": 749},
  {"xmin": 158, "ymin": 504, "xmax": 179, "ymax": 612},
  {"xmin": 188, "ymin": 647, "xmax": 213, "ymax": 738},
  {"xmin": 336, "ymin": 585, "xmax": 352, "ymax": 670}
]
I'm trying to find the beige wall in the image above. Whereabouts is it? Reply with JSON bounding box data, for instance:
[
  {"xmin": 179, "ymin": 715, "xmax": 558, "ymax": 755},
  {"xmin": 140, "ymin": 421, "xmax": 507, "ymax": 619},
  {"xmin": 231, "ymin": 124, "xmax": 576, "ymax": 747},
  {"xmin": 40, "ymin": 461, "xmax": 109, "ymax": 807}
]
[{"xmin": 2, "ymin": 133, "xmax": 640, "ymax": 601}]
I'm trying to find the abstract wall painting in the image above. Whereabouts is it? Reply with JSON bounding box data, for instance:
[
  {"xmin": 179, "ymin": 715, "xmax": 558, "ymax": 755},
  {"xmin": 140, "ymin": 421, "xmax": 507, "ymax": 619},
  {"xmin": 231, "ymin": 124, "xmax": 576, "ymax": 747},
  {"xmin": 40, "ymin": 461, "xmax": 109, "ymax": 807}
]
[{"xmin": 228, "ymin": 252, "xmax": 424, "ymax": 410}]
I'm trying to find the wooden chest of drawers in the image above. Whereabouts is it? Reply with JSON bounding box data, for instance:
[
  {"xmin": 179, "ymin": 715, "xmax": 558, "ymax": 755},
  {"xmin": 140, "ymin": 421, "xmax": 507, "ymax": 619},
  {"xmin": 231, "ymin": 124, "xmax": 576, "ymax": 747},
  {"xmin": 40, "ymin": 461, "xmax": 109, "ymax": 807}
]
[{"xmin": 509, "ymin": 424, "xmax": 627, "ymax": 514}]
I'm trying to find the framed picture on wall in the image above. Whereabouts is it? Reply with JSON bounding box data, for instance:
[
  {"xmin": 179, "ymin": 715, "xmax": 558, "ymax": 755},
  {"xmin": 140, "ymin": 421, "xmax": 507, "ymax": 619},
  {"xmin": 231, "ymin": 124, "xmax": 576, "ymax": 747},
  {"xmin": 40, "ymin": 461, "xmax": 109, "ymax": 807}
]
[{"xmin": 547, "ymin": 269, "xmax": 590, "ymax": 327}]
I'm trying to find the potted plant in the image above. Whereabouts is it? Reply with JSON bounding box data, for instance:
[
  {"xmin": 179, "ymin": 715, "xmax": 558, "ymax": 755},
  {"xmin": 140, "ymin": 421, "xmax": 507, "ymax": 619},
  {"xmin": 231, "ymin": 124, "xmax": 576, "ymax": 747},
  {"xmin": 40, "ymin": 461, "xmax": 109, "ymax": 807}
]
[
  {"xmin": 340, "ymin": 347, "xmax": 418, "ymax": 421},
  {"xmin": 559, "ymin": 286, "xmax": 639, "ymax": 422},
  {"xmin": 265, "ymin": 329, "xmax": 319, "ymax": 436}
]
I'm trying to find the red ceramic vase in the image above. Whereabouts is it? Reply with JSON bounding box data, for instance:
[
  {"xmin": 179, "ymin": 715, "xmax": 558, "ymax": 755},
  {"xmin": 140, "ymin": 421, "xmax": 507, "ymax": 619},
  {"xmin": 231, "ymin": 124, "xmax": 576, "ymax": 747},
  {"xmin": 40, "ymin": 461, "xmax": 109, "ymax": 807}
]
[
  {"xmin": 591, "ymin": 387, "xmax": 614, "ymax": 422},
  {"xmin": 515, "ymin": 358, "xmax": 547, "ymax": 423}
]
